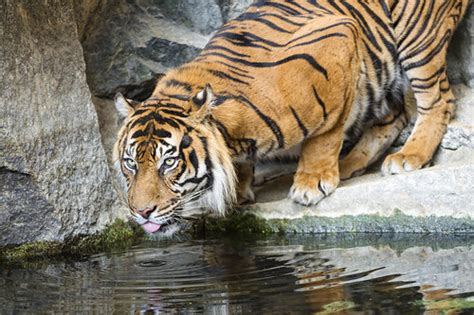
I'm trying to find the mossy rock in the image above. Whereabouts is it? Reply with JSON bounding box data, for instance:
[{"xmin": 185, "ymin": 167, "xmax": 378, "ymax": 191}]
[{"xmin": 0, "ymin": 219, "xmax": 145, "ymax": 266}]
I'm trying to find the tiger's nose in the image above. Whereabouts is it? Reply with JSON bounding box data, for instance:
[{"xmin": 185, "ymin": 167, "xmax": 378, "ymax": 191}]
[{"xmin": 132, "ymin": 206, "xmax": 157, "ymax": 219}]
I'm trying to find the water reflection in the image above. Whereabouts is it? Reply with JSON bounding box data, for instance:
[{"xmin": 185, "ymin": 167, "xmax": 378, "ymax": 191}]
[{"xmin": 1, "ymin": 234, "xmax": 473, "ymax": 314}]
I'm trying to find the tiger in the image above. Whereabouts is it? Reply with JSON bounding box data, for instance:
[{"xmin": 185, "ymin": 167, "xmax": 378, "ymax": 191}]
[{"xmin": 113, "ymin": 0, "xmax": 469, "ymax": 235}]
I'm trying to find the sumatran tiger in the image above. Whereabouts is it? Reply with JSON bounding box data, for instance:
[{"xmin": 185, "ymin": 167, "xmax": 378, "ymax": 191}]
[{"xmin": 113, "ymin": 0, "xmax": 469, "ymax": 235}]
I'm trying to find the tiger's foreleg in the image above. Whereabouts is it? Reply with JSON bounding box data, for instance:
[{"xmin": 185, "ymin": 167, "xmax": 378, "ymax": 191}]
[
  {"xmin": 236, "ymin": 161, "xmax": 255, "ymax": 205},
  {"xmin": 289, "ymin": 125, "xmax": 344, "ymax": 206},
  {"xmin": 340, "ymin": 109, "xmax": 407, "ymax": 179}
]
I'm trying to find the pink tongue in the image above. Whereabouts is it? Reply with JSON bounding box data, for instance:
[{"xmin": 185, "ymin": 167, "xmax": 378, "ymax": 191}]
[{"xmin": 142, "ymin": 222, "xmax": 162, "ymax": 233}]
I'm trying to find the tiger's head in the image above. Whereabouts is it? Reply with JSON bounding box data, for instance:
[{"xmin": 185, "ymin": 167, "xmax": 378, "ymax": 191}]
[{"xmin": 113, "ymin": 85, "xmax": 236, "ymax": 236}]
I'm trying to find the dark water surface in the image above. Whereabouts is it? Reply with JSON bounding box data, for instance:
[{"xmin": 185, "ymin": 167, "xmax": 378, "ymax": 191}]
[{"xmin": 1, "ymin": 234, "xmax": 474, "ymax": 314}]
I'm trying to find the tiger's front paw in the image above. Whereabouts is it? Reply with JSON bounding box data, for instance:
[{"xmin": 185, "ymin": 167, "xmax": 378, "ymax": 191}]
[
  {"xmin": 382, "ymin": 152, "xmax": 431, "ymax": 175},
  {"xmin": 289, "ymin": 170, "xmax": 339, "ymax": 206}
]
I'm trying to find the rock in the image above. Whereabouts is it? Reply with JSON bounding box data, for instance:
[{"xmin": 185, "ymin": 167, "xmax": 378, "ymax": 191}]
[
  {"xmin": 77, "ymin": 0, "xmax": 255, "ymax": 98},
  {"xmin": 219, "ymin": 0, "xmax": 255, "ymax": 21},
  {"xmin": 179, "ymin": 0, "xmax": 223, "ymax": 34},
  {"xmin": 80, "ymin": 0, "xmax": 212, "ymax": 98},
  {"xmin": 72, "ymin": 0, "xmax": 108, "ymax": 40},
  {"xmin": 447, "ymin": 2, "xmax": 474, "ymax": 87},
  {"xmin": 0, "ymin": 0, "xmax": 123, "ymax": 245},
  {"xmin": 249, "ymin": 162, "xmax": 474, "ymax": 223}
]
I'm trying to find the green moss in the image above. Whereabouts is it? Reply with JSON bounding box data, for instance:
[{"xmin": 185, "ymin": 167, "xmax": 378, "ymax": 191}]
[
  {"xmin": 0, "ymin": 241, "xmax": 64, "ymax": 263},
  {"xmin": 316, "ymin": 301, "xmax": 357, "ymax": 314},
  {"xmin": 198, "ymin": 211, "xmax": 274, "ymax": 235},
  {"xmin": 413, "ymin": 298, "xmax": 474, "ymax": 312},
  {"xmin": 0, "ymin": 219, "xmax": 144, "ymax": 266}
]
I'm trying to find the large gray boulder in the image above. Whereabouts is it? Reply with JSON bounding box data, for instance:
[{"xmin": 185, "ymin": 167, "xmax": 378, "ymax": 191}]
[
  {"xmin": 0, "ymin": 0, "xmax": 123, "ymax": 245},
  {"xmin": 80, "ymin": 0, "xmax": 210, "ymax": 99}
]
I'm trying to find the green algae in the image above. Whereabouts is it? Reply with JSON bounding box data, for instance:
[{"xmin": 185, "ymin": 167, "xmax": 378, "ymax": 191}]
[
  {"xmin": 198, "ymin": 209, "xmax": 474, "ymax": 236},
  {"xmin": 262, "ymin": 210, "xmax": 474, "ymax": 234},
  {"xmin": 413, "ymin": 298, "xmax": 474, "ymax": 312},
  {"xmin": 316, "ymin": 301, "xmax": 357, "ymax": 314},
  {"xmin": 197, "ymin": 211, "xmax": 275, "ymax": 235},
  {"xmin": 0, "ymin": 219, "xmax": 144, "ymax": 266}
]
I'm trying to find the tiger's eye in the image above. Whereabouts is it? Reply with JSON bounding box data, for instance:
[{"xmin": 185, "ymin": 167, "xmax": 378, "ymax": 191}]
[
  {"xmin": 124, "ymin": 158, "xmax": 137, "ymax": 171},
  {"xmin": 164, "ymin": 158, "xmax": 176, "ymax": 166}
]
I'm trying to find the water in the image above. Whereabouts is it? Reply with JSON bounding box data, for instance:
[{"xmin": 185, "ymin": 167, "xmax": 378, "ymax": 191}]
[{"xmin": 1, "ymin": 234, "xmax": 474, "ymax": 314}]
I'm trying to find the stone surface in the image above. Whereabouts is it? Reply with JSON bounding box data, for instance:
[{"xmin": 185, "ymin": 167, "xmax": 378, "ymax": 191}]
[
  {"xmin": 0, "ymin": 0, "xmax": 124, "ymax": 246},
  {"xmin": 78, "ymin": 0, "xmax": 256, "ymax": 99},
  {"xmin": 219, "ymin": 0, "xmax": 255, "ymax": 21},
  {"xmin": 80, "ymin": 0, "xmax": 211, "ymax": 98},
  {"xmin": 447, "ymin": 1, "xmax": 474, "ymax": 87},
  {"xmin": 250, "ymin": 163, "xmax": 473, "ymax": 221}
]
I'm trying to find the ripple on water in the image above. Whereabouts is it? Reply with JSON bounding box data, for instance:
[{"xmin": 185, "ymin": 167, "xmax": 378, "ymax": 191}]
[{"xmin": 1, "ymin": 234, "xmax": 474, "ymax": 314}]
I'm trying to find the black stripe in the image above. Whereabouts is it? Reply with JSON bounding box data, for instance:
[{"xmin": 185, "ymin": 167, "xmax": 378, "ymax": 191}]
[
  {"xmin": 357, "ymin": 0, "xmax": 395, "ymax": 41},
  {"xmin": 366, "ymin": 44, "xmax": 383, "ymax": 85},
  {"xmin": 289, "ymin": 106, "xmax": 308, "ymax": 138},
  {"xmin": 204, "ymin": 44, "xmax": 250, "ymax": 58},
  {"xmin": 199, "ymin": 136, "xmax": 214, "ymax": 189},
  {"xmin": 237, "ymin": 95, "xmax": 285, "ymax": 149},
  {"xmin": 130, "ymin": 111, "xmax": 182, "ymax": 129},
  {"xmin": 339, "ymin": 1, "xmax": 382, "ymax": 51},
  {"xmin": 160, "ymin": 93, "xmax": 191, "ymax": 102},
  {"xmin": 200, "ymin": 52, "xmax": 328, "ymax": 80},
  {"xmin": 288, "ymin": 32, "xmax": 348, "ymax": 50},
  {"xmin": 208, "ymin": 69, "xmax": 250, "ymax": 85},
  {"xmin": 393, "ymin": 0, "xmax": 410, "ymax": 28},
  {"xmin": 312, "ymin": 86, "xmax": 327, "ymax": 118},
  {"xmin": 286, "ymin": 0, "xmax": 314, "ymax": 14},
  {"xmin": 215, "ymin": 61, "xmax": 249, "ymax": 73},
  {"xmin": 250, "ymin": 16, "xmax": 294, "ymax": 34},
  {"xmin": 188, "ymin": 149, "xmax": 199, "ymax": 174},
  {"xmin": 403, "ymin": 30, "xmax": 451, "ymax": 71},
  {"xmin": 399, "ymin": 0, "xmax": 436, "ymax": 51},
  {"xmin": 285, "ymin": 20, "xmax": 356, "ymax": 47},
  {"xmin": 164, "ymin": 79, "xmax": 193, "ymax": 92},
  {"xmin": 160, "ymin": 109, "xmax": 189, "ymax": 118},
  {"xmin": 308, "ymin": 0, "xmax": 334, "ymax": 15},
  {"xmin": 397, "ymin": 0, "xmax": 425, "ymax": 47}
]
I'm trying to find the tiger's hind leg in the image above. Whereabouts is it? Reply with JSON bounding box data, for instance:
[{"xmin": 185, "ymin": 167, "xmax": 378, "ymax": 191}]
[
  {"xmin": 340, "ymin": 109, "xmax": 407, "ymax": 180},
  {"xmin": 382, "ymin": 68, "xmax": 455, "ymax": 175},
  {"xmin": 382, "ymin": 0, "xmax": 466, "ymax": 175}
]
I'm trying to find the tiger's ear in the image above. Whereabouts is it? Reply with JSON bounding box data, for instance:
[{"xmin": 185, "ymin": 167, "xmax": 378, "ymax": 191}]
[
  {"xmin": 190, "ymin": 84, "xmax": 216, "ymax": 123},
  {"xmin": 114, "ymin": 93, "xmax": 139, "ymax": 118}
]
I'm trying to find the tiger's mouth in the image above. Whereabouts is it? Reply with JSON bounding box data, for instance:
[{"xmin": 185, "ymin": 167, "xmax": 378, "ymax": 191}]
[
  {"xmin": 141, "ymin": 221, "xmax": 163, "ymax": 233},
  {"xmin": 136, "ymin": 215, "xmax": 185, "ymax": 237}
]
